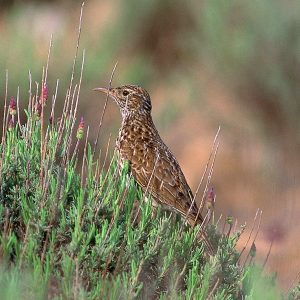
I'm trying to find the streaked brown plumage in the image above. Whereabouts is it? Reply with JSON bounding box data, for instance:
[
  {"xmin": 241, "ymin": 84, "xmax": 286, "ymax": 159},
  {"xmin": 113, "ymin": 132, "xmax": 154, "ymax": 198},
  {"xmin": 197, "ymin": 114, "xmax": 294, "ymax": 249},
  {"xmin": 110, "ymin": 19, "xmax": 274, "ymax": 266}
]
[{"xmin": 94, "ymin": 84, "xmax": 213, "ymax": 253}]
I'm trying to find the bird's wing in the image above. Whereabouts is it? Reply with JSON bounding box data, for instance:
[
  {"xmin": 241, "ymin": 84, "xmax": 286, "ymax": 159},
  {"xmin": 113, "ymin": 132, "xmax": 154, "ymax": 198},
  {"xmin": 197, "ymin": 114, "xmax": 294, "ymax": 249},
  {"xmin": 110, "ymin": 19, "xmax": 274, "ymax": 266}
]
[{"xmin": 130, "ymin": 144, "xmax": 202, "ymax": 222}]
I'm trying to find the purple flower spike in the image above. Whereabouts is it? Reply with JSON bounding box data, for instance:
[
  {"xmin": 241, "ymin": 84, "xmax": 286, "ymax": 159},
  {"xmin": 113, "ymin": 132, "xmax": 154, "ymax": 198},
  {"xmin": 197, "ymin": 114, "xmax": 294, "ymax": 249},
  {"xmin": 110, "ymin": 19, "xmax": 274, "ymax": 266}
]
[
  {"xmin": 40, "ymin": 84, "xmax": 49, "ymax": 104},
  {"xmin": 76, "ymin": 117, "xmax": 85, "ymax": 139},
  {"xmin": 9, "ymin": 97, "xmax": 17, "ymax": 115}
]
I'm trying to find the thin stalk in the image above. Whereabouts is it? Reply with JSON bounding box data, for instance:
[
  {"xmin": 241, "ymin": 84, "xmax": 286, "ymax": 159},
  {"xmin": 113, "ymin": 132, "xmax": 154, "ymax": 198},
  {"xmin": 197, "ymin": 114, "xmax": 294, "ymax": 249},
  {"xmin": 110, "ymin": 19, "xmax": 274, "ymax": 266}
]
[
  {"xmin": 238, "ymin": 209, "xmax": 260, "ymax": 262},
  {"xmin": 93, "ymin": 61, "xmax": 118, "ymax": 156},
  {"xmin": 16, "ymin": 87, "xmax": 22, "ymax": 132}
]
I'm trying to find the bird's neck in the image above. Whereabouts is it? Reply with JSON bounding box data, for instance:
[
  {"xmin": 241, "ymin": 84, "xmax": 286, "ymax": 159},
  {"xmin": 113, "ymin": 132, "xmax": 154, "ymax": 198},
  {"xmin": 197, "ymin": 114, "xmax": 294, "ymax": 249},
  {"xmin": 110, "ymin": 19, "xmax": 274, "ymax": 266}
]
[
  {"xmin": 119, "ymin": 113, "xmax": 158, "ymax": 140},
  {"xmin": 121, "ymin": 113, "xmax": 153, "ymax": 128}
]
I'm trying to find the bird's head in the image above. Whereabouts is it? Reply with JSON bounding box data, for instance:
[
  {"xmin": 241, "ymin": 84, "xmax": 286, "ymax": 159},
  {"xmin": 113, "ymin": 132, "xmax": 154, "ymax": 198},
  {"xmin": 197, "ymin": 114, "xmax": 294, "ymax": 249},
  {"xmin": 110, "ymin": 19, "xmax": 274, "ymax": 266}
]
[{"xmin": 93, "ymin": 84, "xmax": 152, "ymax": 118}]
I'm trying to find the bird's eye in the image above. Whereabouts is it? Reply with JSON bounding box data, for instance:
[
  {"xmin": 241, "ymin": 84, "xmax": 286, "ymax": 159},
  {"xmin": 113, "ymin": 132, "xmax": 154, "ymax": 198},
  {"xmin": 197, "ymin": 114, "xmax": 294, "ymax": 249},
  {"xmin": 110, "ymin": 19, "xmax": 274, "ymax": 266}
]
[{"xmin": 122, "ymin": 90, "xmax": 129, "ymax": 96}]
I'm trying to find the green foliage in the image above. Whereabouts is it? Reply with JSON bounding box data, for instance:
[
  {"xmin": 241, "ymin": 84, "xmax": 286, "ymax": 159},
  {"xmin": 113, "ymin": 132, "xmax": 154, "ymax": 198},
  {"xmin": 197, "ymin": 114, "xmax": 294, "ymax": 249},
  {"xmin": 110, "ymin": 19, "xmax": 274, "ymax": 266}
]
[
  {"xmin": 289, "ymin": 283, "xmax": 300, "ymax": 300},
  {"xmin": 242, "ymin": 266, "xmax": 282, "ymax": 300}
]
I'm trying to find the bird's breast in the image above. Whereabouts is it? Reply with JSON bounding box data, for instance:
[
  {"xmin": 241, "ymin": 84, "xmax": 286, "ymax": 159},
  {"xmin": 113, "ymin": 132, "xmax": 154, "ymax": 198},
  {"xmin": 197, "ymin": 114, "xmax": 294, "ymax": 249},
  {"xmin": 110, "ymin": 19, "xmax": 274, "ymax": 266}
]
[{"xmin": 116, "ymin": 122, "xmax": 156, "ymax": 167}]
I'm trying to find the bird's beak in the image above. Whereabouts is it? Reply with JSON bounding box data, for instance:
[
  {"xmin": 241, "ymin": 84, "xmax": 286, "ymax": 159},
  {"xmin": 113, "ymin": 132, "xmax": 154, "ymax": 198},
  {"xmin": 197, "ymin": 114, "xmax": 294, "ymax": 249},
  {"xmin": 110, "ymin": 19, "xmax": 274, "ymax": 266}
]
[
  {"xmin": 93, "ymin": 87, "xmax": 118, "ymax": 102},
  {"xmin": 93, "ymin": 87, "xmax": 110, "ymax": 95}
]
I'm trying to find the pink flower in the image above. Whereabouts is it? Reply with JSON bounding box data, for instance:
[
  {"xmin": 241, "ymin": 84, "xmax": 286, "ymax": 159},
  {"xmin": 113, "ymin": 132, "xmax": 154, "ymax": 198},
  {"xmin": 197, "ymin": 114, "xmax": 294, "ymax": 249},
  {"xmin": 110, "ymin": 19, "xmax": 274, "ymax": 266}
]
[
  {"xmin": 76, "ymin": 117, "xmax": 84, "ymax": 139},
  {"xmin": 9, "ymin": 97, "xmax": 17, "ymax": 115},
  {"xmin": 35, "ymin": 102, "xmax": 42, "ymax": 120},
  {"xmin": 206, "ymin": 187, "xmax": 215, "ymax": 210},
  {"xmin": 265, "ymin": 223, "xmax": 285, "ymax": 243},
  {"xmin": 40, "ymin": 84, "xmax": 49, "ymax": 104}
]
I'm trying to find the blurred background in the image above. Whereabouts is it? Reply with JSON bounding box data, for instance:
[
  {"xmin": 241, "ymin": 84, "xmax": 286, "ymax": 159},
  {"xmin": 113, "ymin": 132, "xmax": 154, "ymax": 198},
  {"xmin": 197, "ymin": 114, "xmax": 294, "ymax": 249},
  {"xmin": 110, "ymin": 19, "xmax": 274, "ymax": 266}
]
[{"xmin": 0, "ymin": 0, "xmax": 299, "ymax": 289}]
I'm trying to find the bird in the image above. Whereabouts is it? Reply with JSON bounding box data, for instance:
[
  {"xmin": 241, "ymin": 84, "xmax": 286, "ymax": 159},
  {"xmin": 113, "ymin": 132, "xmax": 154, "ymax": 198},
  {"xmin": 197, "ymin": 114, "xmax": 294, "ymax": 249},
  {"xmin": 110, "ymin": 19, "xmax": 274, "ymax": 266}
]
[{"xmin": 94, "ymin": 84, "xmax": 214, "ymax": 254}]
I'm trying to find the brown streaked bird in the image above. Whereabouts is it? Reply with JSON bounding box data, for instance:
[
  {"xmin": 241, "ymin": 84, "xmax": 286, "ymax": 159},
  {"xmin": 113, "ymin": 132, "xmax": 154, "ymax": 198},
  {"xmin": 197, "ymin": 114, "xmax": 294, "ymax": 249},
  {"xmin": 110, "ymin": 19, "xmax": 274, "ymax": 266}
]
[{"xmin": 94, "ymin": 84, "xmax": 214, "ymax": 253}]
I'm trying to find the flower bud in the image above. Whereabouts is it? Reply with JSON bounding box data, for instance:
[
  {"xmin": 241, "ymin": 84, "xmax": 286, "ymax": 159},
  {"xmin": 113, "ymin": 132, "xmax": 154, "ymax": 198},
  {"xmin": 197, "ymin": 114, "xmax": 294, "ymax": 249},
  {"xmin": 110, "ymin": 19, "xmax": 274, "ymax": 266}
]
[
  {"xmin": 226, "ymin": 216, "xmax": 233, "ymax": 225},
  {"xmin": 76, "ymin": 117, "xmax": 85, "ymax": 139},
  {"xmin": 249, "ymin": 242, "xmax": 256, "ymax": 258}
]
